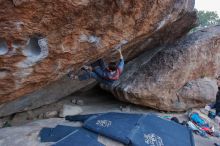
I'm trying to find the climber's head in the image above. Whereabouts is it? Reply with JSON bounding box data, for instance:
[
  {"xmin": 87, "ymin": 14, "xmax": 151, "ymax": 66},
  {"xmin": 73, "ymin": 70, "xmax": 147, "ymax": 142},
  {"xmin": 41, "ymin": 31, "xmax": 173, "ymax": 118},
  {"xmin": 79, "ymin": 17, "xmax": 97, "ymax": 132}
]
[{"xmin": 108, "ymin": 62, "xmax": 117, "ymax": 71}]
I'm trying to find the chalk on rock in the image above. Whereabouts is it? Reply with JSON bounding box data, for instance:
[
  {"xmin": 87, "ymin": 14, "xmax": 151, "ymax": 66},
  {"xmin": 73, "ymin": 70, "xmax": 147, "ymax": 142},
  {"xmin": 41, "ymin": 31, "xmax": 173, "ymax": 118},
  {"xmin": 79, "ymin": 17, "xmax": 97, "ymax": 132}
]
[
  {"xmin": 115, "ymin": 40, "xmax": 128, "ymax": 51},
  {"xmin": 59, "ymin": 105, "xmax": 83, "ymax": 118},
  {"xmin": 79, "ymin": 34, "xmax": 101, "ymax": 47}
]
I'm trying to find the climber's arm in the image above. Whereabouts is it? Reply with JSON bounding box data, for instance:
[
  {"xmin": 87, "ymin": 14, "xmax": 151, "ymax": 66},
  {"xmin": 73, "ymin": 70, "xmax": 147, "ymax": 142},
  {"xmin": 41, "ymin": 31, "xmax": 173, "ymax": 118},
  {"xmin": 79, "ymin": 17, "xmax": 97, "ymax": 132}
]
[{"xmin": 117, "ymin": 49, "xmax": 124, "ymax": 73}]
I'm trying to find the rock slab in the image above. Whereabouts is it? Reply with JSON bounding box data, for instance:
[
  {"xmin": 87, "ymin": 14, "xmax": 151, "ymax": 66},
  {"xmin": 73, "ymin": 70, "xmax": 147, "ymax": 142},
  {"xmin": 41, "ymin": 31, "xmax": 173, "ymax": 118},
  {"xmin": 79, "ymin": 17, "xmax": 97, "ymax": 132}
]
[{"xmin": 107, "ymin": 26, "xmax": 220, "ymax": 111}]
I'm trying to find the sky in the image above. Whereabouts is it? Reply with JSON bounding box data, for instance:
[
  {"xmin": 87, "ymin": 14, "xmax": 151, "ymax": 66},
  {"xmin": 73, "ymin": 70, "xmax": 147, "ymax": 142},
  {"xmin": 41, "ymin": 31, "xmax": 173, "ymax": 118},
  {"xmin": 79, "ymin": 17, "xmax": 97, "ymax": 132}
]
[{"xmin": 195, "ymin": 0, "xmax": 220, "ymax": 16}]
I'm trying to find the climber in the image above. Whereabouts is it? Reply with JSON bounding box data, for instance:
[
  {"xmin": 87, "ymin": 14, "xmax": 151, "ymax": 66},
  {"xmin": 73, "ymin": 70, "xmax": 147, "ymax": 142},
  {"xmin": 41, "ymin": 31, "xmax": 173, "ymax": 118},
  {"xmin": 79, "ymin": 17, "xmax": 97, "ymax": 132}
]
[
  {"xmin": 215, "ymin": 76, "xmax": 220, "ymax": 116},
  {"xmin": 69, "ymin": 49, "xmax": 124, "ymax": 85}
]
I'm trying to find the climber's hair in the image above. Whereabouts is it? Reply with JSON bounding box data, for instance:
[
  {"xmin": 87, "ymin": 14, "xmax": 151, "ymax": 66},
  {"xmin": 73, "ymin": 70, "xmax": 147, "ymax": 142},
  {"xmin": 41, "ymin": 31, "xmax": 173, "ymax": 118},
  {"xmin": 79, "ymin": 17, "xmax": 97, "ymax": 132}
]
[{"xmin": 108, "ymin": 62, "xmax": 117, "ymax": 71}]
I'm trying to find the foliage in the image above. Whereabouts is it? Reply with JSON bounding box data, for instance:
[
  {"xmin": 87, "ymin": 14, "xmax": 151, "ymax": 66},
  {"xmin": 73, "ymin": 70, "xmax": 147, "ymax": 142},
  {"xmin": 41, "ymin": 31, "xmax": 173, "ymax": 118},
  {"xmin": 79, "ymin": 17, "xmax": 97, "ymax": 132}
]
[
  {"xmin": 190, "ymin": 10, "xmax": 220, "ymax": 32},
  {"xmin": 197, "ymin": 10, "xmax": 220, "ymax": 27}
]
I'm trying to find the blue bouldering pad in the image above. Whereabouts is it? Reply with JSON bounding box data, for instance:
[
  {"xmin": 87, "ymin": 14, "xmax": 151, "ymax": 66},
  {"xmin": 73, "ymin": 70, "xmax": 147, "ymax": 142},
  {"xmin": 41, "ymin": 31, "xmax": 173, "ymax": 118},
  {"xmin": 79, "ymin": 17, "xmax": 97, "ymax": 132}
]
[
  {"xmin": 129, "ymin": 114, "xmax": 195, "ymax": 146},
  {"xmin": 40, "ymin": 113, "xmax": 195, "ymax": 146},
  {"xmin": 83, "ymin": 112, "xmax": 142, "ymax": 144},
  {"xmin": 52, "ymin": 129, "xmax": 104, "ymax": 146},
  {"xmin": 65, "ymin": 114, "xmax": 98, "ymax": 122},
  {"xmin": 82, "ymin": 112, "xmax": 195, "ymax": 146},
  {"xmin": 39, "ymin": 125, "xmax": 79, "ymax": 142},
  {"xmin": 39, "ymin": 125, "xmax": 103, "ymax": 146}
]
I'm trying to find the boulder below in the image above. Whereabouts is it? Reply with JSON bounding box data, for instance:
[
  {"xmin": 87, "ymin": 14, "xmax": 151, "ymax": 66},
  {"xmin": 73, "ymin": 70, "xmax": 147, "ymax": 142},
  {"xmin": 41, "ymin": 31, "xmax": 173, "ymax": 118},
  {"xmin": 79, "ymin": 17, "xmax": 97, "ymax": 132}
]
[
  {"xmin": 177, "ymin": 78, "xmax": 218, "ymax": 108},
  {"xmin": 105, "ymin": 26, "xmax": 220, "ymax": 111}
]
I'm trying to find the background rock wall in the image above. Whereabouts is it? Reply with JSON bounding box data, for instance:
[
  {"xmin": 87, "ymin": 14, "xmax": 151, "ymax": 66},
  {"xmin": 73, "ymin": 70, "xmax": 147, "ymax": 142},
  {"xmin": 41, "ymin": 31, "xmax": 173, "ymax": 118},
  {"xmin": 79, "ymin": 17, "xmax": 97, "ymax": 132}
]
[{"xmin": 107, "ymin": 26, "xmax": 220, "ymax": 111}]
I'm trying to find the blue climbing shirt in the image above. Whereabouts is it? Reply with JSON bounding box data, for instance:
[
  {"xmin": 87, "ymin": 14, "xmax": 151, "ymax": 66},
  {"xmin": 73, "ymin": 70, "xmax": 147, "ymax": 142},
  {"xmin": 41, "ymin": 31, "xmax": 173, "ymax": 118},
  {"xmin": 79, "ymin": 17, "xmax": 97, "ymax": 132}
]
[
  {"xmin": 78, "ymin": 59, "xmax": 124, "ymax": 85},
  {"xmin": 103, "ymin": 59, "xmax": 124, "ymax": 81}
]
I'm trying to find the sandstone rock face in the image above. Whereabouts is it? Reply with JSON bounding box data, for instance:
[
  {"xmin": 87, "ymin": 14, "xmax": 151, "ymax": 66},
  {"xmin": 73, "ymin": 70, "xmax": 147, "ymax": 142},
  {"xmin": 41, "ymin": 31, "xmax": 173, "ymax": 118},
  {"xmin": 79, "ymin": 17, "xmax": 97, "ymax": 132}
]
[
  {"xmin": 107, "ymin": 26, "xmax": 220, "ymax": 111},
  {"xmin": 177, "ymin": 78, "xmax": 218, "ymax": 107},
  {"xmin": 0, "ymin": 0, "xmax": 196, "ymax": 111}
]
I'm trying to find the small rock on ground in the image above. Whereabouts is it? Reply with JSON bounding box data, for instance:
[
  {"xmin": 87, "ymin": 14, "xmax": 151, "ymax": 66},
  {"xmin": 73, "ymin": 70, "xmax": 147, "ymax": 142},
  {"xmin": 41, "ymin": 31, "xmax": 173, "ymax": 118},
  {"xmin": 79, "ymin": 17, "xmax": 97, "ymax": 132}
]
[{"xmin": 59, "ymin": 105, "xmax": 83, "ymax": 118}]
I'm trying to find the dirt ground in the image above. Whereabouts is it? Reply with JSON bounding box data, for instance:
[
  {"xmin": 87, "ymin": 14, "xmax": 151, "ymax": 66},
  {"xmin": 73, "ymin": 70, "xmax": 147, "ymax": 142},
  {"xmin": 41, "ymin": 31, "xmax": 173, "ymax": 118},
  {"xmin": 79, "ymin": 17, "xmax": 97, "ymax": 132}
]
[{"xmin": 0, "ymin": 86, "xmax": 220, "ymax": 146}]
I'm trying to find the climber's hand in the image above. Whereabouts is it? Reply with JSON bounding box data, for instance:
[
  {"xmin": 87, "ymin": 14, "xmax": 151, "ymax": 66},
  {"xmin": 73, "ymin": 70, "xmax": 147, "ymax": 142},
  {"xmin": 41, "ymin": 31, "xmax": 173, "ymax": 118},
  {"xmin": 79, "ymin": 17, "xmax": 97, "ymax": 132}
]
[{"xmin": 82, "ymin": 65, "xmax": 92, "ymax": 71}]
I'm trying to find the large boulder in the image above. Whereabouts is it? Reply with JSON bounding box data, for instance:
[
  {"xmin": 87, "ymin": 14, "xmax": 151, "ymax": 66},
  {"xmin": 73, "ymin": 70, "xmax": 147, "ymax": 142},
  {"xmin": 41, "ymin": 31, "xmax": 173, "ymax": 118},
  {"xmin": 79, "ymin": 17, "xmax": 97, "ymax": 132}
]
[
  {"xmin": 0, "ymin": 0, "xmax": 196, "ymax": 116},
  {"xmin": 106, "ymin": 25, "xmax": 220, "ymax": 111}
]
